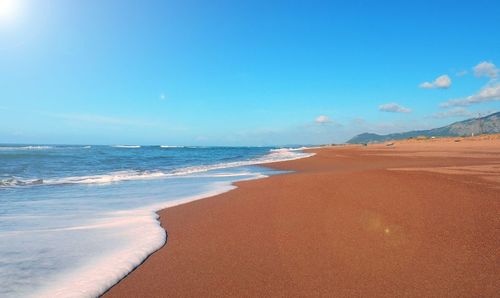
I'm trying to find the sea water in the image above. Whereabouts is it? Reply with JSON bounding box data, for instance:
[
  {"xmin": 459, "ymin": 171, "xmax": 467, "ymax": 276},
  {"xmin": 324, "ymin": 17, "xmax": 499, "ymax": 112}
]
[{"xmin": 0, "ymin": 145, "xmax": 313, "ymax": 297}]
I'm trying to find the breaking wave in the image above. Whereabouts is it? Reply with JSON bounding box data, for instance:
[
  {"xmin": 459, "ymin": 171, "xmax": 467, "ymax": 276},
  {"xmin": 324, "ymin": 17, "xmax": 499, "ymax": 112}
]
[
  {"xmin": 0, "ymin": 148, "xmax": 313, "ymax": 188},
  {"xmin": 112, "ymin": 145, "xmax": 141, "ymax": 149},
  {"xmin": 0, "ymin": 146, "xmax": 53, "ymax": 151}
]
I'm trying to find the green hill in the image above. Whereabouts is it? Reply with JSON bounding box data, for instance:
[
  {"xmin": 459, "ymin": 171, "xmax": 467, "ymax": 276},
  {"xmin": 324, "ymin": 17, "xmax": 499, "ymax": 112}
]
[{"xmin": 347, "ymin": 112, "xmax": 500, "ymax": 144}]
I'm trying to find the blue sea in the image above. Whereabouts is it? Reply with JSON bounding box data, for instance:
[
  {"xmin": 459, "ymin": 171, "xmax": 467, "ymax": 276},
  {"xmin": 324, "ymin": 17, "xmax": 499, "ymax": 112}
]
[{"xmin": 0, "ymin": 145, "xmax": 313, "ymax": 297}]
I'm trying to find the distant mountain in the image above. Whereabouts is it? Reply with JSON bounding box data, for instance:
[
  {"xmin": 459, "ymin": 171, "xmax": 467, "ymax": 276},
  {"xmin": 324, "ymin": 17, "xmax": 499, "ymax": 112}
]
[{"xmin": 347, "ymin": 112, "xmax": 500, "ymax": 144}]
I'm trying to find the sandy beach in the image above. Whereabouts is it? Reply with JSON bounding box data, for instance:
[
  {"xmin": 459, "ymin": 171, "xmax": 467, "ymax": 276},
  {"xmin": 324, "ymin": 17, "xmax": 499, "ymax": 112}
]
[{"xmin": 104, "ymin": 136, "xmax": 500, "ymax": 297}]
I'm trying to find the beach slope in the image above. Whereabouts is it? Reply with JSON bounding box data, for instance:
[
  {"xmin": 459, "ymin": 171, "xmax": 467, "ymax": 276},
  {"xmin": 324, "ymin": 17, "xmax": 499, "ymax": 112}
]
[{"xmin": 105, "ymin": 137, "xmax": 500, "ymax": 297}]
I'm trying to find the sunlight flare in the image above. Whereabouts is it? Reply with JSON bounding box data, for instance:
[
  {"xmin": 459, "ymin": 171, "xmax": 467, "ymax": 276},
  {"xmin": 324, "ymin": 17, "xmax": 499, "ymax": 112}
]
[{"xmin": 0, "ymin": 0, "xmax": 20, "ymax": 23}]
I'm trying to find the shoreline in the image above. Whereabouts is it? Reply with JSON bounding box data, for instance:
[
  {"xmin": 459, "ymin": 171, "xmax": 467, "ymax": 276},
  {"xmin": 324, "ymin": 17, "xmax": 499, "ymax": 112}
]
[
  {"xmin": 0, "ymin": 146, "xmax": 315, "ymax": 298},
  {"xmin": 105, "ymin": 137, "xmax": 499, "ymax": 297},
  {"xmin": 99, "ymin": 152, "xmax": 316, "ymax": 297},
  {"xmin": 1, "ymin": 147, "xmax": 312, "ymax": 298}
]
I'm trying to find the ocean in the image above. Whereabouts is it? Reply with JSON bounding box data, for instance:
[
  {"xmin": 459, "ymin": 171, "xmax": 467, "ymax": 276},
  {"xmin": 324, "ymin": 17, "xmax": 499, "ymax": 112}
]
[{"xmin": 0, "ymin": 145, "xmax": 313, "ymax": 297}]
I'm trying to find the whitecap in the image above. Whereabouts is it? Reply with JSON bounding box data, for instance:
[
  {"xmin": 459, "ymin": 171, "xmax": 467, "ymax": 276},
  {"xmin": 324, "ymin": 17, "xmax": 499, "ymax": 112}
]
[
  {"xmin": 112, "ymin": 145, "xmax": 141, "ymax": 148},
  {"xmin": 0, "ymin": 146, "xmax": 53, "ymax": 151}
]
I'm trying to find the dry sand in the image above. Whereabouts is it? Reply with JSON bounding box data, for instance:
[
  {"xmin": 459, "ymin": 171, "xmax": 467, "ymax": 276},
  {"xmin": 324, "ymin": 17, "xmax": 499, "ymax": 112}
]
[{"xmin": 104, "ymin": 136, "xmax": 500, "ymax": 297}]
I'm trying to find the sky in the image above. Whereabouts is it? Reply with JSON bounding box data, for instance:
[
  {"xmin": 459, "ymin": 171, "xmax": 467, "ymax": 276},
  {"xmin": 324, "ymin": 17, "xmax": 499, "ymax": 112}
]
[{"xmin": 0, "ymin": 0, "xmax": 499, "ymax": 146}]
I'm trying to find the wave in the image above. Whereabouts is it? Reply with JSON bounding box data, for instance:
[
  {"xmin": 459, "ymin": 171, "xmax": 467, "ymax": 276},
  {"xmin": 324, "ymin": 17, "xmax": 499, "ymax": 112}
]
[
  {"xmin": 0, "ymin": 149, "xmax": 313, "ymax": 188},
  {"xmin": 0, "ymin": 145, "xmax": 94, "ymax": 151},
  {"xmin": 112, "ymin": 145, "xmax": 141, "ymax": 148},
  {"xmin": 269, "ymin": 146, "xmax": 316, "ymax": 152},
  {"xmin": 0, "ymin": 146, "xmax": 53, "ymax": 151},
  {"xmin": 159, "ymin": 145, "xmax": 184, "ymax": 148},
  {"xmin": 0, "ymin": 178, "xmax": 44, "ymax": 187},
  {"xmin": 166, "ymin": 148, "xmax": 314, "ymax": 176}
]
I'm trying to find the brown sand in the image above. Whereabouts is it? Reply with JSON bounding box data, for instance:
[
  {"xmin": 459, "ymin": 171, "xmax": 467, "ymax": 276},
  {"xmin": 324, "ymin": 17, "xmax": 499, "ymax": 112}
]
[{"xmin": 104, "ymin": 136, "xmax": 500, "ymax": 297}]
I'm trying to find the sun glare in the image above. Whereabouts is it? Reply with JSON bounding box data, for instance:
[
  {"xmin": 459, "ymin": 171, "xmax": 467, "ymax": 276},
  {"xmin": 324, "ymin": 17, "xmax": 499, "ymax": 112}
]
[{"xmin": 0, "ymin": 0, "xmax": 20, "ymax": 23}]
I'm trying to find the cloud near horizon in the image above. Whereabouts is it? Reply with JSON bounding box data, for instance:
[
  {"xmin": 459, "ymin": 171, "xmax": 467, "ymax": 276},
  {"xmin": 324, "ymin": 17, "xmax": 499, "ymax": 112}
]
[
  {"xmin": 315, "ymin": 115, "xmax": 332, "ymax": 124},
  {"xmin": 440, "ymin": 82, "xmax": 500, "ymax": 107},
  {"xmin": 419, "ymin": 74, "xmax": 452, "ymax": 89},
  {"xmin": 473, "ymin": 61, "xmax": 499, "ymax": 79},
  {"xmin": 378, "ymin": 103, "xmax": 412, "ymax": 113}
]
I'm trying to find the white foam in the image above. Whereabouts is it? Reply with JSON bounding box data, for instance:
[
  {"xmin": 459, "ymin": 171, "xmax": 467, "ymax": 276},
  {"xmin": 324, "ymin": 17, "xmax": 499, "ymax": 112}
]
[
  {"xmin": 44, "ymin": 171, "xmax": 167, "ymax": 185},
  {"xmin": 159, "ymin": 145, "xmax": 183, "ymax": 148},
  {"xmin": 0, "ymin": 178, "xmax": 44, "ymax": 187},
  {"xmin": 0, "ymin": 146, "xmax": 93, "ymax": 151},
  {"xmin": 269, "ymin": 146, "xmax": 318, "ymax": 152},
  {"xmin": 0, "ymin": 146, "xmax": 53, "ymax": 151},
  {"xmin": 165, "ymin": 148, "xmax": 313, "ymax": 176},
  {"xmin": 112, "ymin": 145, "xmax": 141, "ymax": 148},
  {"xmin": 32, "ymin": 184, "xmax": 237, "ymax": 298},
  {"xmin": 28, "ymin": 153, "xmax": 306, "ymax": 297}
]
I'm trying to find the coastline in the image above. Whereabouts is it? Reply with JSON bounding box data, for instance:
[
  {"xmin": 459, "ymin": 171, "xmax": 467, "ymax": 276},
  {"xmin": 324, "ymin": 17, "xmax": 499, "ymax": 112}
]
[
  {"xmin": 104, "ymin": 137, "xmax": 500, "ymax": 297},
  {"xmin": 1, "ymin": 146, "xmax": 314, "ymax": 298},
  {"xmin": 94, "ymin": 151, "xmax": 316, "ymax": 297}
]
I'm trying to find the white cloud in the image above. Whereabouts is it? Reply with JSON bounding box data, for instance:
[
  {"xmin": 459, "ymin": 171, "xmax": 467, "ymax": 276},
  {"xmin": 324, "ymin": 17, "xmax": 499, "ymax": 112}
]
[
  {"xmin": 419, "ymin": 74, "xmax": 452, "ymax": 89},
  {"xmin": 419, "ymin": 82, "xmax": 434, "ymax": 89},
  {"xmin": 315, "ymin": 115, "xmax": 332, "ymax": 124},
  {"xmin": 456, "ymin": 70, "xmax": 468, "ymax": 77},
  {"xmin": 378, "ymin": 103, "xmax": 412, "ymax": 113},
  {"xmin": 434, "ymin": 75, "xmax": 452, "ymax": 88},
  {"xmin": 473, "ymin": 61, "xmax": 498, "ymax": 79},
  {"xmin": 432, "ymin": 108, "xmax": 473, "ymax": 119},
  {"xmin": 440, "ymin": 82, "xmax": 500, "ymax": 107}
]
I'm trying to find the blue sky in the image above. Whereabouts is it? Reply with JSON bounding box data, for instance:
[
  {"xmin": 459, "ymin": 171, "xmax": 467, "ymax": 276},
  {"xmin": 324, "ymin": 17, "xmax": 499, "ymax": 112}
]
[{"xmin": 0, "ymin": 0, "xmax": 499, "ymax": 145}]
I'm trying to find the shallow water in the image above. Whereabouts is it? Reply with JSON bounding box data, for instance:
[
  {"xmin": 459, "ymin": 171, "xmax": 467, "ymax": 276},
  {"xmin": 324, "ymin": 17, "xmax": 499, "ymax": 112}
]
[{"xmin": 0, "ymin": 145, "xmax": 312, "ymax": 297}]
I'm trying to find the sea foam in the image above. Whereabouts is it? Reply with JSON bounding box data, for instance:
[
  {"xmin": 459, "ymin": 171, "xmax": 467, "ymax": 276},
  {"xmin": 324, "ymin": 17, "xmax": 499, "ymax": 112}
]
[
  {"xmin": 33, "ymin": 186, "xmax": 235, "ymax": 298},
  {"xmin": 112, "ymin": 145, "xmax": 141, "ymax": 148},
  {"xmin": 0, "ymin": 146, "xmax": 53, "ymax": 150}
]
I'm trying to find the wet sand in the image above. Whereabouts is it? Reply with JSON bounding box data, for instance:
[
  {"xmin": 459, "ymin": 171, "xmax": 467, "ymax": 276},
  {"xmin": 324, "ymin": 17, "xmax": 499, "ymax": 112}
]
[{"xmin": 104, "ymin": 136, "xmax": 500, "ymax": 297}]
